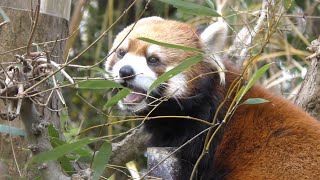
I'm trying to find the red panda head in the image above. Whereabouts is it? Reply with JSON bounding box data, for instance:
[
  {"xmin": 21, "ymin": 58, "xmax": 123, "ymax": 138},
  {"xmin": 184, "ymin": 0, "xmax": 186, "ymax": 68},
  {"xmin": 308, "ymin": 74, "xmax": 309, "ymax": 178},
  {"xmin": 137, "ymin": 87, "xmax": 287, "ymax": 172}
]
[{"xmin": 104, "ymin": 16, "xmax": 226, "ymax": 113}]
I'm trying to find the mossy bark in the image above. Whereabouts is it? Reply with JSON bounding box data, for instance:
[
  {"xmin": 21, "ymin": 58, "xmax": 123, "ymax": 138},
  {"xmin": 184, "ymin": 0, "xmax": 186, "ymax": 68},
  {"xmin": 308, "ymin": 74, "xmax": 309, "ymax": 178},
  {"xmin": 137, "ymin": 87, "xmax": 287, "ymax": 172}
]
[{"xmin": 0, "ymin": 4, "xmax": 68, "ymax": 179}]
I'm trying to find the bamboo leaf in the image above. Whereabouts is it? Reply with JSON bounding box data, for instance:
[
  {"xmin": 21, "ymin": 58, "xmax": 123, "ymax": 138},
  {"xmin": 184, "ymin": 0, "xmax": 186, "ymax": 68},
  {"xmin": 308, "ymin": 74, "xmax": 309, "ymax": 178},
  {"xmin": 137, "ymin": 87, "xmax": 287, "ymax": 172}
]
[
  {"xmin": 158, "ymin": 0, "xmax": 220, "ymax": 17},
  {"xmin": 48, "ymin": 124, "xmax": 60, "ymax": 139},
  {"xmin": 92, "ymin": 141, "xmax": 112, "ymax": 180},
  {"xmin": 205, "ymin": 0, "xmax": 215, "ymax": 9},
  {"xmin": 31, "ymin": 138, "xmax": 97, "ymax": 163},
  {"xmin": 103, "ymin": 88, "xmax": 130, "ymax": 109},
  {"xmin": 138, "ymin": 37, "xmax": 204, "ymax": 54},
  {"xmin": 77, "ymin": 80, "xmax": 123, "ymax": 89},
  {"xmin": 50, "ymin": 137, "xmax": 92, "ymax": 157},
  {"xmin": 236, "ymin": 63, "xmax": 272, "ymax": 103},
  {"xmin": 148, "ymin": 56, "xmax": 203, "ymax": 94},
  {"xmin": 241, "ymin": 98, "xmax": 269, "ymax": 105},
  {"xmin": 58, "ymin": 156, "xmax": 74, "ymax": 176}
]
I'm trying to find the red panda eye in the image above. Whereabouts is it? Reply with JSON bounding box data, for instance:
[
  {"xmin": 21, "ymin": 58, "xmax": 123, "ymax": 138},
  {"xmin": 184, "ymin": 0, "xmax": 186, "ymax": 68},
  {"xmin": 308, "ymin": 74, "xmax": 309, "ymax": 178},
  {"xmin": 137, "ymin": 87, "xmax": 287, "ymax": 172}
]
[
  {"xmin": 117, "ymin": 49, "xmax": 126, "ymax": 59},
  {"xmin": 147, "ymin": 57, "xmax": 159, "ymax": 64}
]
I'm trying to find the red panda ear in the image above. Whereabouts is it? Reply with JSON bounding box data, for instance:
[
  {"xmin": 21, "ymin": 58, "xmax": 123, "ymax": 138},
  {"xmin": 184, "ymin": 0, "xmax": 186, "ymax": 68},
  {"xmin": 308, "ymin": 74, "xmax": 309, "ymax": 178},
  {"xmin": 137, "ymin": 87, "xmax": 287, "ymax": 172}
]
[
  {"xmin": 137, "ymin": 16, "xmax": 164, "ymax": 24},
  {"xmin": 200, "ymin": 20, "xmax": 228, "ymax": 56},
  {"xmin": 200, "ymin": 20, "xmax": 228, "ymax": 84}
]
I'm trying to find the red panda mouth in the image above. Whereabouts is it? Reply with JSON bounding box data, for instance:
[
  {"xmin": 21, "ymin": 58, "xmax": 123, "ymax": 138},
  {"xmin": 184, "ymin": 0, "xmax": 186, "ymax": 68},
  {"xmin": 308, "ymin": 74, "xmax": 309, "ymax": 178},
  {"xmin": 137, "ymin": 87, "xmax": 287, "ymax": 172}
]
[{"xmin": 122, "ymin": 87, "xmax": 146, "ymax": 104}]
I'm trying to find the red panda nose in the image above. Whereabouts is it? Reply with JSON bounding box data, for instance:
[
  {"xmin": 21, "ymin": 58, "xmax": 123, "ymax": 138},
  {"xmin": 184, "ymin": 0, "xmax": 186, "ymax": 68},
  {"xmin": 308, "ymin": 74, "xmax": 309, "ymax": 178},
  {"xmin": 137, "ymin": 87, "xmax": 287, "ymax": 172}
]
[{"xmin": 119, "ymin": 65, "xmax": 135, "ymax": 80}]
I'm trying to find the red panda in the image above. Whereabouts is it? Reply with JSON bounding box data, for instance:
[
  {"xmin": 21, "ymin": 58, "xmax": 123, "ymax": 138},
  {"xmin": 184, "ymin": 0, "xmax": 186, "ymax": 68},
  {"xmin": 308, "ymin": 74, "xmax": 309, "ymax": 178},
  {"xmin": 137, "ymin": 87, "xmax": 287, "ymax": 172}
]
[{"xmin": 104, "ymin": 17, "xmax": 320, "ymax": 179}]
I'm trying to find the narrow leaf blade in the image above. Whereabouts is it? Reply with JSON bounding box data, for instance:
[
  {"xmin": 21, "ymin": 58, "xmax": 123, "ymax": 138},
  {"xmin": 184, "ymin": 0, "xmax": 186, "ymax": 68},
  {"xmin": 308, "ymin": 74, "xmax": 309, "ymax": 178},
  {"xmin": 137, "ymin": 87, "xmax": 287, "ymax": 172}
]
[
  {"xmin": 241, "ymin": 98, "xmax": 269, "ymax": 105},
  {"xmin": 31, "ymin": 138, "xmax": 97, "ymax": 163},
  {"xmin": 138, "ymin": 37, "xmax": 203, "ymax": 54},
  {"xmin": 148, "ymin": 56, "xmax": 203, "ymax": 93},
  {"xmin": 58, "ymin": 156, "xmax": 74, "ymax": 176},
  {"xmin": 236, "ymin": 63, "xmax": 272, "ymax": 102},
  {"xmin": 48, "ymin": 124, "xmax": 60, "ymax": 139},
  {"xmin": 103, "ymin": 88, "xmax": 130, "ymax": 109},
  {"xmin": 77, "ymin": 80, "xmax": 123, "ymax": 89},
  {"xmin": 158, "ymin": 0, "xmax": 220, "ymax": 17},
  {"xmin": 92, "ymin": 142, "xmax": 112, "ymax": 180}
]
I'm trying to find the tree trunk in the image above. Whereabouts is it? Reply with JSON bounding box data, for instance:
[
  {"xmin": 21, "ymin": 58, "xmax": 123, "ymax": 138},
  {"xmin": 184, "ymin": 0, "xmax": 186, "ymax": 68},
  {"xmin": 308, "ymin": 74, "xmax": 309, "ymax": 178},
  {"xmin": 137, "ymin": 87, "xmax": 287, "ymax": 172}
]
[
  {"xmin": 0, "ymin": 2, "xmax": 68, "ymax": 178},
  {"xmin": 295, "ymin": 37, "xmax": 320, "ymax": 120}
]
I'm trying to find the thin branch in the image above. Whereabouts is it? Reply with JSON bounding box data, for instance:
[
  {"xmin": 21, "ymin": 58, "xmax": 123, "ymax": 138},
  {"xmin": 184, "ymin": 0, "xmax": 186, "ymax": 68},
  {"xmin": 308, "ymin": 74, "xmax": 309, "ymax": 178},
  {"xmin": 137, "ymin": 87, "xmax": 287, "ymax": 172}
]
[
  {"xmin": 228, "ymin": 0, "xmax": 268, "ymax": 67},
  {"xmin": 26, "ymin": 0, "xmax": 40, "ymax": 56},
  {"xmin": 0, "ymin": 26, "xmax": 80, "ymax": 56},
  {"xmin": 0, "ymin": 7, "xmax": 10, "ymax": 28},
  {"xmin": 21, "ymin": 0, "xmax": 139, "ymax": 95},
  {"xmin": 15, "ymin": 84, "xmax": 24, "ymax": 115}
]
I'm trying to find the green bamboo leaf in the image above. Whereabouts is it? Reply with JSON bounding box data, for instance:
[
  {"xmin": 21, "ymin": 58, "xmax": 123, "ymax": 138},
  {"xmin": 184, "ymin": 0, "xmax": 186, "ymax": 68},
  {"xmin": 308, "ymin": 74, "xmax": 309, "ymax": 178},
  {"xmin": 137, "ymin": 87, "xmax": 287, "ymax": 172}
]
[
  {"xmin": 58, "ymin": 156, "xmax": 74, "ymax": 176},
  {"xmin": 50, "ymin": 137, "xmax": 92, "ymax": 157},
  {"xmin": 236, "ymin": 63, "xmax": 272, "ymax": 103},
  {"xmin": 103, "ymin": 88, "xmax": 130, "ymax": 109},
  {"xmin": 241, "ymin": 98, "xmax": 269, "ymax": 105},
  {"xmin": 48, "ymin": 124, "xmax": 59, "ymax": 139},
  {"xmin": 31, "ymin": 138, "xmax": 97, "ymax": 163},
  {"xmin": 77, "ymin": 80, "xmax": 123, "ymax": 89},
  {"xmin": 47, "ymin": 127, "xmax": 73, "ymax": 175},
  {"xmin": 138, "ymin": 37, "xmax": 204, "ymax": 54},
  {"xmin": 92, "ymin": 141, "xmax": 112, "ymax": 180},
  {"xmin": 148, "ymin": 56, "xmax": 203, "ymax": 94},
  {"xmin": 205, "ymin": 0, "xmax": 215, "ymax": 9},
  {"xmin": 158, "ymin": 0, "xmax": 220, "ymax": 17}
]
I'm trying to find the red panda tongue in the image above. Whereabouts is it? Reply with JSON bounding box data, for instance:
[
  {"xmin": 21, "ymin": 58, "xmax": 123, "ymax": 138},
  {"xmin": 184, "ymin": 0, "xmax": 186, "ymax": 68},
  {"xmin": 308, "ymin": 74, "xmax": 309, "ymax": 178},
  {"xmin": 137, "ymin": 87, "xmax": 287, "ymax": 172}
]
[{"xmin": 123, "ymin": 92, "xmax": 145, "ymax": 104}]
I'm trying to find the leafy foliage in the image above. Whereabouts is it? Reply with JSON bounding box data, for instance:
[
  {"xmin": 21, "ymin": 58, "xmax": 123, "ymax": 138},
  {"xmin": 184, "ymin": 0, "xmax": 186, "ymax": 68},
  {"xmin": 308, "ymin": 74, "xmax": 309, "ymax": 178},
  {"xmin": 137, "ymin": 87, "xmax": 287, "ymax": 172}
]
[
  {"xmin": 138, "ymin": 37, "xmax": 204, "ymax": 53},
  {"xmin": 103, "ymin": 88, "xmax": 130, "ymax": 109},
  {"xmin": 157, "ymin": 0, "xmax": 220, "ymax": 17},
  {"xmin": 31, "ymin": 137, "xmax": 97, "ymax": 163},
  {"xmin": 236, "ymin": 63, "xmax": 272, "ymax": 103},
  {"xmin": 77, "ymin": 80, "xmax": 123, "ymax": 89},
  {"xmin": 148, "ymin": 56, "xmax": 203, "ymax": 94},
  {"xmin": 92, "ymin": 142, "xmax": 112, "ymax": 180},
  {"xmin": 241, "ymin": 98, "xmax": 269, "ymax": 105}
]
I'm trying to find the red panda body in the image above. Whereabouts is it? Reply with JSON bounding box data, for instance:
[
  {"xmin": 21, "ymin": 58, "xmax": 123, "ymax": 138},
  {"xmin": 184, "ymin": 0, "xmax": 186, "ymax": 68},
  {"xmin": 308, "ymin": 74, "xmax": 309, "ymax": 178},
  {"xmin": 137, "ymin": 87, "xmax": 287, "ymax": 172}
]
[
  {"xmin": 104, "ymin": 17, "xmax": 320, "ymax": 179},
  {"xmin": 211, "ymin": 74, "xmax": 320, "ymax": 179}
]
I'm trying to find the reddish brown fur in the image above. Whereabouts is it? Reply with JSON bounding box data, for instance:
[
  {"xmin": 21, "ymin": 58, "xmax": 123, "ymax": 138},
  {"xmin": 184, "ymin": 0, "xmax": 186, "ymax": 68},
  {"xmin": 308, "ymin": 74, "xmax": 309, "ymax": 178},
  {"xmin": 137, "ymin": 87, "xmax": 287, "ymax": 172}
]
[
  {"xmin": 111, "ymin": 19, "xmax": 200, "ymax": 67},
  {"xmin": 108, "ymin": 18, "xmax": 320, "ymax": 179},
  {"xmin": 213, "ymin": 68, "xmax": 320, "ymax": 179}
]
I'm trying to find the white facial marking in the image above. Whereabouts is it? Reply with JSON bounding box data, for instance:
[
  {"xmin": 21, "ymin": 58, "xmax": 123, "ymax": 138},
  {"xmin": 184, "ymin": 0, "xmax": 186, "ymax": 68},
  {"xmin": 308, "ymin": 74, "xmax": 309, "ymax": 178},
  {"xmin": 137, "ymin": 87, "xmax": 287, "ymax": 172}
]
[
  {"xmin": 146, "ymin": 44, "xmax": 161, "ymax": 57},
  {"xmin": 104, "ymin": 39, "xmax": 129, "ymax": 78},
  {"xmin": 167, "ymin": 74, "xmax": 187, "ymax": 98},
  {"xmin": 118, "ymin": 99, "xmax": 148, "ymax": 112},
  {"xmin": 165, "ymin": 66, "xmax": 187, "ymax": 98},
  {"xmin": 112, "ymin": 53, "xmax": 157, "ymax": 90}
]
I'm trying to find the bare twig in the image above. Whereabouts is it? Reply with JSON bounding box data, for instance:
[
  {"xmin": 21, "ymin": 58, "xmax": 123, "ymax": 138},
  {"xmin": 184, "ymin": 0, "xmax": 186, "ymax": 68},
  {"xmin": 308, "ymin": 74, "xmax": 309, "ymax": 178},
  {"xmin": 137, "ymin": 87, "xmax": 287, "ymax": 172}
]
[
  {"xmin": 35, "ymin": 57, "xmax": 76, "ymax": 86},
  {"xmin": 26, "ymin": 0, "xmax": 41, "ymax": 57},
  {"xmin": 0, "ymin": 26, "xmax": 80, "ymax": 56},
  {"xmin": 0, "ymin": 7, "xmax": 10, "ymax": 28},
  {"xmin": 16, "ymin": 84, "xmax": 24, "ymax": 115},
  {"xmin": 228, "ymin": 0, "xmax": 268, "ymax": 67}
]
